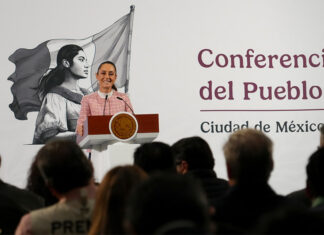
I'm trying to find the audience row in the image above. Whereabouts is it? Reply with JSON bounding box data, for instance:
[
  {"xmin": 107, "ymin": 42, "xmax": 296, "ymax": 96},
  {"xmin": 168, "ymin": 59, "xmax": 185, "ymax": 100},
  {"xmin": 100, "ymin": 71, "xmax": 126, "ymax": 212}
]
[{"xmin": 0, "ymin": 126, "xmax": 323, "ymax": 234}]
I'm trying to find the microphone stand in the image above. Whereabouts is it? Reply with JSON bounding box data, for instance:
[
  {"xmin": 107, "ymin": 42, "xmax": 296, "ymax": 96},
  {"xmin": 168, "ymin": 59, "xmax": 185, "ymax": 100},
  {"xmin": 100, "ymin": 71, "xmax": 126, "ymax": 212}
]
[
  {"xmin": 116, "ymin": 96, "xmax": 135, "ymax": 115},
  {"xmin": 103, "ymin": 95, "xmax": 108, "ymax": 115}
]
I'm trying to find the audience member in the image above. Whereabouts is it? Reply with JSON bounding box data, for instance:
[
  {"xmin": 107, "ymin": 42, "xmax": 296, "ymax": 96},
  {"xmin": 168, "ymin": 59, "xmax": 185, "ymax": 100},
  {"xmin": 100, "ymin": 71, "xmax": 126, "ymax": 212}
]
[
  {"xmin": 306, "ymin": 147, "xmax": 324, "ymax": 212},
  {"xmin": 171, "ymin": 136, "xmax": 229, "ymax": 207},
  {"xmin": 15, "ymin": 140, "xmax": 96, "ymax": 235},
  {"xmin": 4, "ymin": 124, "xmax": 322, "ymax": 234},
  {"xmin": 320, "ymin": 125, "xmax": 324, "ymax": 147},
  {"xmin": 125, "ymin": 174, "xmax": 212, "ymax": 234},
  {"xmin": 286, "ymin": 188, "xmax": 311, "ymax": 208},
  {"xmin": 254, "ymin": 206, "xmax": 324, "ymax": 234},
  {"xmin": 133, "ymin": 142, "xmax": 176, "ymax": 175},
  {"xmin": 26, "ymin": 155, "xmax": 58, "ymax": 206},
  {"xmin": 0, "ymin": 155, "xmax": 44, "ymax": 234},
  {"xmin": 214, "ymin": 129, "xmax": 294, "ymax": 234},
  {"xmin": 89, "ymin": 165, "xmax": 148, "ymax": 235},
  {"xmin": 286, "ymin": 126, "xmax": 324, "ymax": 208}
]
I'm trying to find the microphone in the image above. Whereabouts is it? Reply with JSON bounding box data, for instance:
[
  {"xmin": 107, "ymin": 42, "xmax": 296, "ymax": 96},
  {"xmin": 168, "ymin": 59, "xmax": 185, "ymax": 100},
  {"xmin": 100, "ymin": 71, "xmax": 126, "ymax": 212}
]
[
  {"xmin": 117, "ymin": 96, "xmax": 135, "ymax": 115},
  {"xmin": 103, "ymin": 95, "xmax": 108, "ymax": 115}
]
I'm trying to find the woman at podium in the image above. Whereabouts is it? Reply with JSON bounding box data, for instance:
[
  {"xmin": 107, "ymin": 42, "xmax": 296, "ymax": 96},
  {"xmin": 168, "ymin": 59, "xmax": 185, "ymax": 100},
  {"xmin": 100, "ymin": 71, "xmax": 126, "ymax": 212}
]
[{"xmin": 76, "ymin": 61, "xmax": 133, "ymax": 136}]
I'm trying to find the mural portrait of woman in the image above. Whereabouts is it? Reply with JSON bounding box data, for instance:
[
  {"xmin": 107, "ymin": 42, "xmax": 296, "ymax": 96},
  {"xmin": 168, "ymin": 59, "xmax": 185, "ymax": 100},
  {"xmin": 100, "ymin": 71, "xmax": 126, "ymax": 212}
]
[
  {"xmin": 7, "ymin": 7, "xmax": 134, "ymax": 145},
  {"xmin": 33, "ymin": 44, "xmax": 90, "ymax": 144}
]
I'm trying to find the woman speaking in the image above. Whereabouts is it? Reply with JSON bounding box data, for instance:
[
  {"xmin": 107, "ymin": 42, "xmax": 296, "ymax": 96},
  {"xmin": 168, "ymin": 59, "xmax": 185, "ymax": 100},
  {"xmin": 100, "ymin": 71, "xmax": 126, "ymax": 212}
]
[{"xmin": 76, "ymin": 61, "xmax": 133, "ymax": 136}]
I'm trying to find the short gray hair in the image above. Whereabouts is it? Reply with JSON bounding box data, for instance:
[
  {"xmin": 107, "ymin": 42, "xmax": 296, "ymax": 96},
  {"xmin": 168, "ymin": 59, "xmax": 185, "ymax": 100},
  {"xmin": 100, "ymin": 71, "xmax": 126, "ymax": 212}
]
[{"xmin": 223, "ymin": 128, "xmax": 273, "ymax": 183}]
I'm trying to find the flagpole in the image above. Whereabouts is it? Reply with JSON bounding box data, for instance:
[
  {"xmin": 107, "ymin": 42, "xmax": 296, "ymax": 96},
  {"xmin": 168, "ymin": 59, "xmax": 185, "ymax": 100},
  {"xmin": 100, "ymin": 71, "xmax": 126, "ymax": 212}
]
[{"xmin": 125, "ymin": 5, "xmax": 135, "ymax": 93}]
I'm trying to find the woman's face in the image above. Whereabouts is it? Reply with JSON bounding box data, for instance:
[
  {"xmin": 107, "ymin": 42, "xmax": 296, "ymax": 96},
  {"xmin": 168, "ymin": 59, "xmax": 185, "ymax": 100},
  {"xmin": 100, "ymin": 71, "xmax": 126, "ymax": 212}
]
[
  {"xmin": 70, "ymin": 50, "xmax": 89, "ymax": 78},
  {"xmin": 96, "ymin": 63, "xmax": 117, "ymax": 92}
]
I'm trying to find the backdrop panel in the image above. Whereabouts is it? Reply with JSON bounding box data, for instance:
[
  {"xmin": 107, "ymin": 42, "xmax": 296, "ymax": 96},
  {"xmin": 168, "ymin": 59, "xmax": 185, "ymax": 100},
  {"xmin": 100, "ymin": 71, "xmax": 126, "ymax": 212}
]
[{"xmin": 0, "ymin": 0, "xmax": 323, "ymax": 194}]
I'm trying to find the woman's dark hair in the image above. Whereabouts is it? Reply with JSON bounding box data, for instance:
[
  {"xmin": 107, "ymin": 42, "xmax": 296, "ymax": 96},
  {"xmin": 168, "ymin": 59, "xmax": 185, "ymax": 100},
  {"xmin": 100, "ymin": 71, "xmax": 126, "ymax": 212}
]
[
  {"xmin": 36, "ymin": 140, "xmax": 93, "ymax": 194},
  {"xmin": 89, "ymin": 165, "xmax": 148, "ymax": 235},
  {"xmin": 97, "ymin": 61, "xmax": 117, "ymax": 91},
  {"xmin": 26, "ymin": 156, "xmax": 58, "ymax": 206},
  {"xmin": 38, "ymin": 44, "xmax": 83, "ymax": 100},
  {"xmin": 125, "ymin": 174, "xmax": 211, "ymax": 234}
]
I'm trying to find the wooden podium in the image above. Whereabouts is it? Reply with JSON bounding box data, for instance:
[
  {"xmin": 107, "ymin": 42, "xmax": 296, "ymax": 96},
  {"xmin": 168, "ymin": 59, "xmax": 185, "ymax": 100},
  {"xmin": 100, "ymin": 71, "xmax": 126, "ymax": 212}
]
[{"xmin": 76, "ymin": 113, "xmax": 159, "ymax": 149}]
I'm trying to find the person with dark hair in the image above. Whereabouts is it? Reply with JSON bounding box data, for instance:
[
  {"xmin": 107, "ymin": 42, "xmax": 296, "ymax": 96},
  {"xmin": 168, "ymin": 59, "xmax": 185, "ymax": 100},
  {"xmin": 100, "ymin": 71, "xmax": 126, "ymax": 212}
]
[
  {"xmin": 320, "ymin": 125, "xmax": 324, "ymax": 147},
  {"xmin": 306, "ymin": 147, "xmax": 324, "ymax": 212},
  {"xmin": 15, "ymin": 140, "xmax": 96, "ymax": 235},
  {"xmin": 89, "ymin": 165, "xmax": 148, "ymax": 235},
  {"xmin": 0, "ymin": 155, "xmax": 44, "ymax": 234},
  {"xmin": 26, "ymin": 155, "xmax": 58, "ymax": 207},
  {"xmin": 171, "ymin": 136, "xmax": 229, "ymax": 206},
  {"xmin": 285, "ymin": 125, "xmax": 324, "ymax": 208},
  {"xmin": 254, "ymin": 206, "xmax": 324, "ymax": 234},
  {"xmin": 33, "ymin": 44, "xmax": 89, "ymax": 144},
  {"xmin": 76, "ymin": 61, "xmax": 133, "ymax": 136},
  {"xmin": 214, "ymin": 129, "xmax": 294, "ymax": 234},
  {"xmin": 133, "ymin": 142, "xmax": 176, "ymax": 175},
  {"xmin": 125, "ymin": 174, "xmax": 212, "ymax": 234},
  {"xmin": 286, "ymin": 188, "xmax": 311, "ymax": 208}
]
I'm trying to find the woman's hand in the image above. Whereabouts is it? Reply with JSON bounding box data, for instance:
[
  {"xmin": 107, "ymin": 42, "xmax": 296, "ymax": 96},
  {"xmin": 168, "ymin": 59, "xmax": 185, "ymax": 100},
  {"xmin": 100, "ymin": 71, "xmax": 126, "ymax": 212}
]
[{"xmin": 76, "ymin": 125, "xmax": 83, "ymax": 136}]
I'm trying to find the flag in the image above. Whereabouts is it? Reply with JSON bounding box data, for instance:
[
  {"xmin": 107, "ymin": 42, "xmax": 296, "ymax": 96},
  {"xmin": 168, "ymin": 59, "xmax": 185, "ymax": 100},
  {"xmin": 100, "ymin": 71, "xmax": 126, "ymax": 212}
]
[{"xmin": 8, "ymin": 6, "xmax": 135, "ymax": 120}]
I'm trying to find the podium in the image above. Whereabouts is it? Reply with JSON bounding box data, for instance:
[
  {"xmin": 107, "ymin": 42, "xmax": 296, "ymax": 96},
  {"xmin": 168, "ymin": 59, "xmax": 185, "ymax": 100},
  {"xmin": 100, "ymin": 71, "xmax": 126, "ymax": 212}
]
[
  {"xmin": 76, "ymin": 113, "xmax": 159, "ymax": 149},
  {"xmin": 76, "ymin": 113, "xmax": 158, "ymax": 182}
]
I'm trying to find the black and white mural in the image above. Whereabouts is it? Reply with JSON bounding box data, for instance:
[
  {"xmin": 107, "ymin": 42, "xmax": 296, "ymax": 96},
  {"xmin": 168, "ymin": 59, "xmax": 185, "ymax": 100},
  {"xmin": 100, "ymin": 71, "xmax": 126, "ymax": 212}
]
[{"xmin": 8, "ymin": 6, "xmax": 134, "ymax": 144}]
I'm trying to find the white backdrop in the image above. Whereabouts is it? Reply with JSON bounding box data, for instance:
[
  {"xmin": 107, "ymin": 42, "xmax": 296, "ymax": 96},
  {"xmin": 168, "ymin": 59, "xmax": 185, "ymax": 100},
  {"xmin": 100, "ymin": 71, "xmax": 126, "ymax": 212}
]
[{"xmin": 0, "ymin": 0, "xmax": 323, "ymax": 194}]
